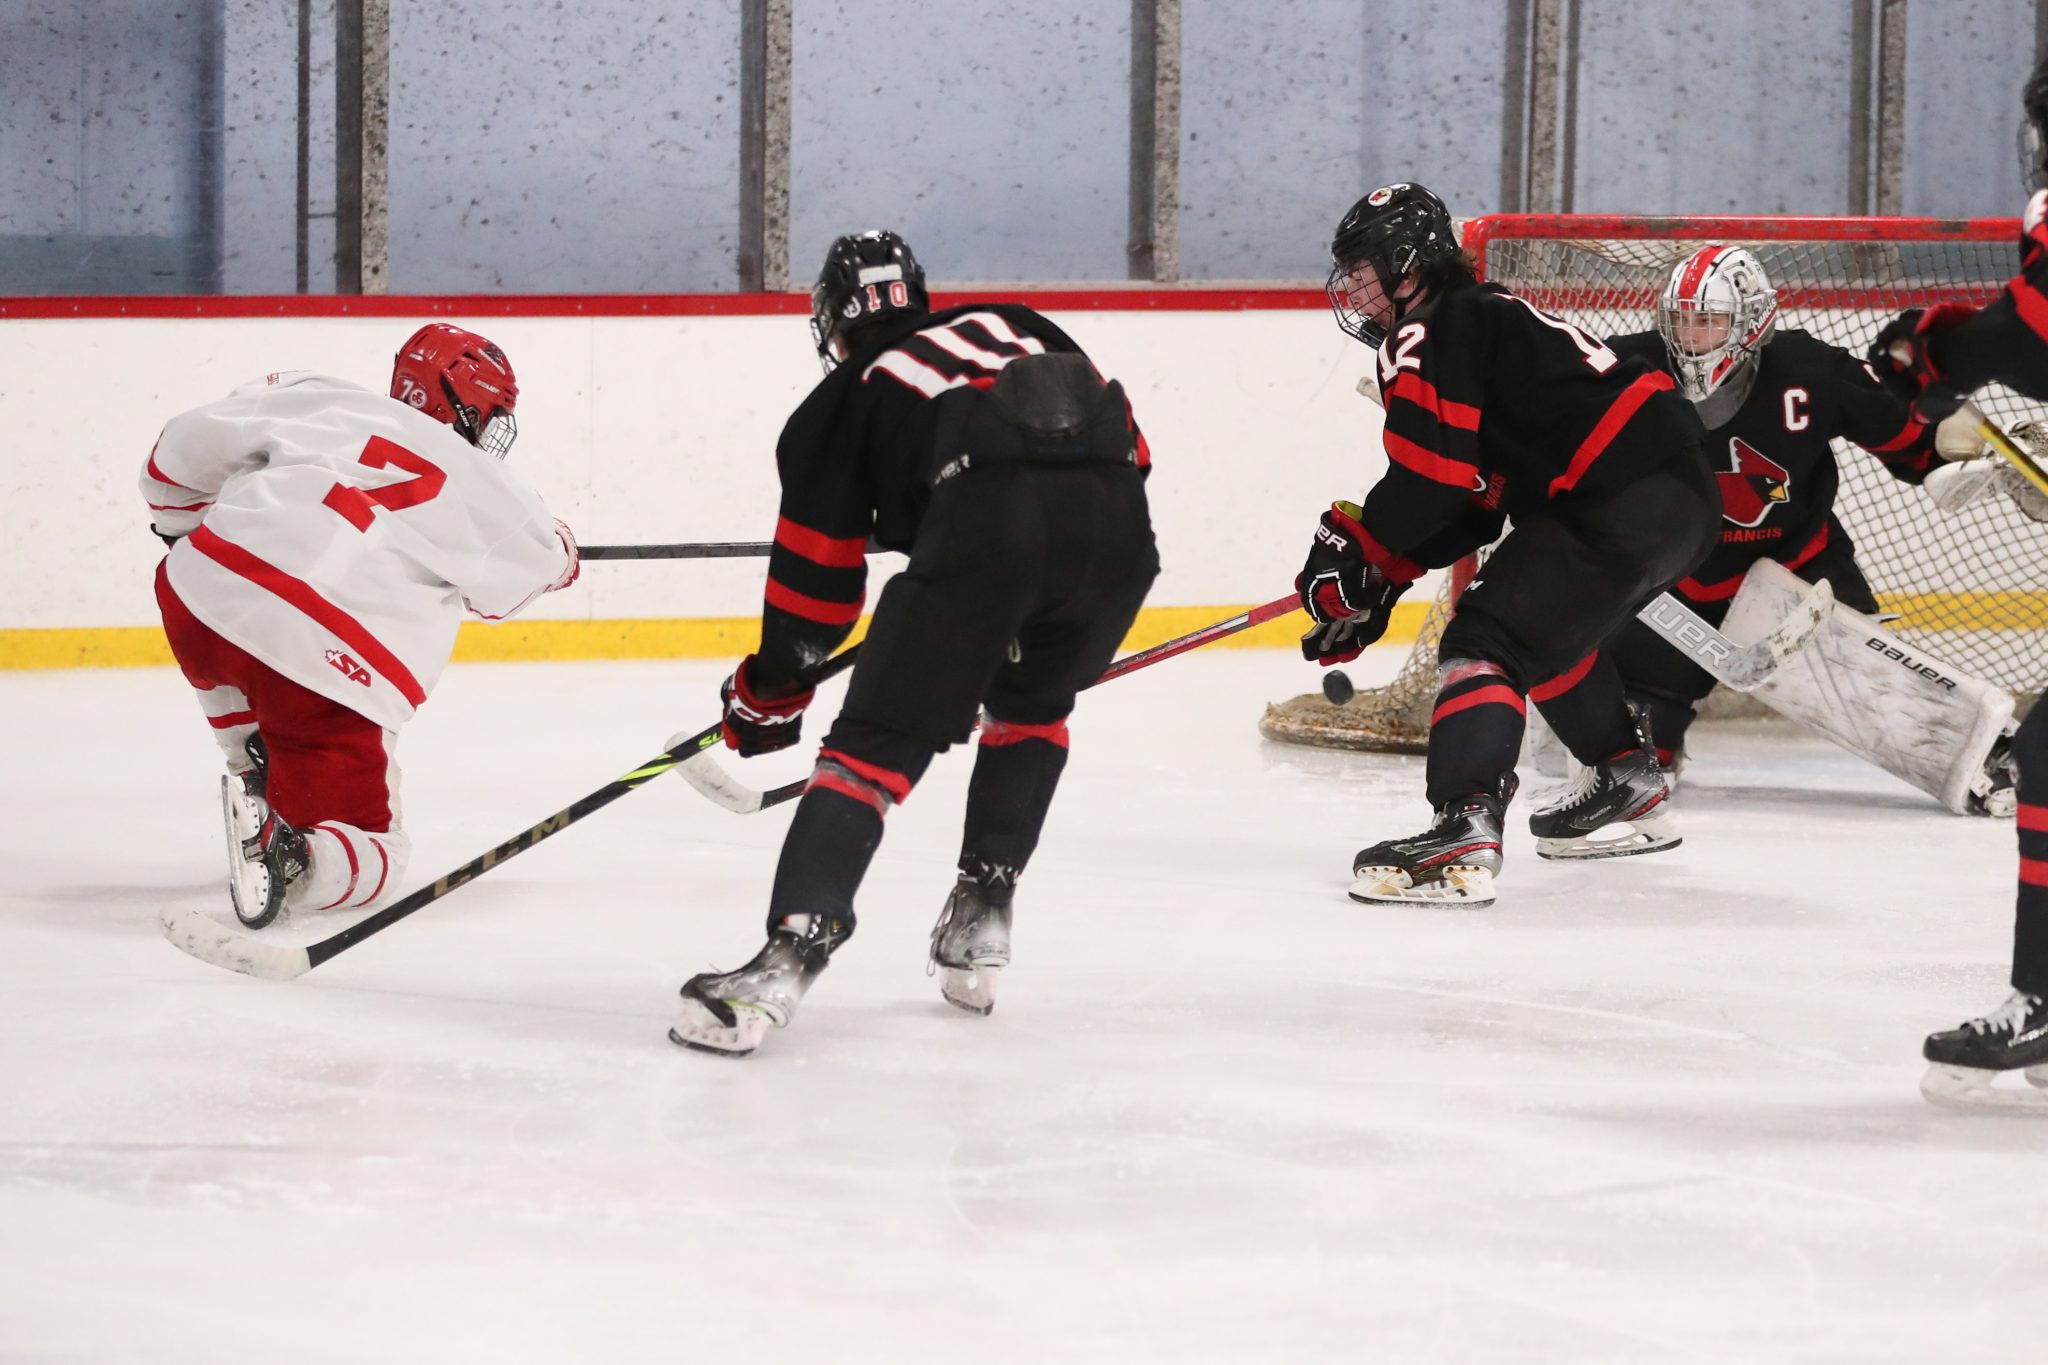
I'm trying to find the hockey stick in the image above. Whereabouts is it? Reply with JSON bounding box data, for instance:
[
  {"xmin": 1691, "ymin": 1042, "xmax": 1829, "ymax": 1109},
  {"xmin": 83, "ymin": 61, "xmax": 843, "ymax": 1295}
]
[
  {"xmin": 1634, "ymin": 580, "xmax": 1834, "ymax": 691},
  {"xmin": 158, "ymin": 648, "xmax": 864, "ymax": 980},
  {"xmin": 677, "ymin": 594, "xmax": 1304, "ymax": 814},
  {"xmin": 580, "ymin": 538, "xmax": 885, "ymax": 561},
  {"xmin": 1976, "ymin": 419, "xmax": 2048, "ymax": 497}
]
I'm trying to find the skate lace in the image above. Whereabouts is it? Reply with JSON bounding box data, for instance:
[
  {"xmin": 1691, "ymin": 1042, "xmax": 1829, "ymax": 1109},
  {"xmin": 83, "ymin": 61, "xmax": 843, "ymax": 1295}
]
[
  {"xmin": 1535, "ymin": 765, "xmax": 1601, "ymax": 815},
  {"xmin": 1968, "ymin": 991, "xmax": 2044, "ymax": 1035}
]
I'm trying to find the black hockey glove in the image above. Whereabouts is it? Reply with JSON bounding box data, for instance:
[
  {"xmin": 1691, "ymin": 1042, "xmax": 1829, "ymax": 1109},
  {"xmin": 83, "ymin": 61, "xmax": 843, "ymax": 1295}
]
[
  {"xmin": 719, "ymin": 655, "xmax": 815, "ymax": 757},
  {"xmin": 1295, "ymin": 501, "xmax": 1408, "ymax": 667},
  {"xmin": 1867, "ymin": 305, "xmax": 1972, "ymax": 423}
]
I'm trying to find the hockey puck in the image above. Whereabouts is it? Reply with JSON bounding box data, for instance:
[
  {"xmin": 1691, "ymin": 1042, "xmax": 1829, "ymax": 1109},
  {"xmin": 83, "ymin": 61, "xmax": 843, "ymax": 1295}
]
[{"xmin": 1322, "ymin": 670, "xmax": 1355, "ymax": 705}]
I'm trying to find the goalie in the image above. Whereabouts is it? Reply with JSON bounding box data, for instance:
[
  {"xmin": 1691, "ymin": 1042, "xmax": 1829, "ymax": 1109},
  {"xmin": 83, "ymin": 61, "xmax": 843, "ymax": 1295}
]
[{"xmin": 1584, "ymin": 245, "xmax": 2019, "ymax": 818}]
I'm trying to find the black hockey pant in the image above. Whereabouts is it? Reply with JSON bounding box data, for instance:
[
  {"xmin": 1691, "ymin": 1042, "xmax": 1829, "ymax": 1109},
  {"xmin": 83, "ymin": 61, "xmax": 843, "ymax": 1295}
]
[
  {"xmin": 1425, "ymin": 460, "xmax": 1719, "ymax": 808},
  {"xmin": 2007, "ymin": 695, "xmax": 2048, "ymax": 995},
  {"xmin": 1607, "ymin": 524, "xmax": 1880, "ymax": 763},
  {"xmin": 764, "ymin": 461, "xmax": 1158, "ymax": 937}
]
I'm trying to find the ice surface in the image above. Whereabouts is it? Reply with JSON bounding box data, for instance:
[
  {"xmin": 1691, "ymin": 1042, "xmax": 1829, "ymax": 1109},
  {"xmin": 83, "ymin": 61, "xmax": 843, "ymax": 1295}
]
[{"xmin": 3, "ymin": 651, "xmax": 2041, "ymax": 1363}]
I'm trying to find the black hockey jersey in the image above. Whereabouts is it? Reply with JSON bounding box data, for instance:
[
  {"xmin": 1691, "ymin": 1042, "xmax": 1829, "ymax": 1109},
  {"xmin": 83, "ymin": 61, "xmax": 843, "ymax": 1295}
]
[
  {"xmin": 755, "ymin": 303, "xmax": 1149, "ymax": 685},
  {"xmin": 1608, "ymin": 327, "xmax": 1935, "ymax": 602},
  {"xmin": 1358, "ymin": 279, "xmax": 1699, "ymax": 580},
  {"xmin": 1928, "ymin": 189, "xmax": 2048, "ymax": 400}
]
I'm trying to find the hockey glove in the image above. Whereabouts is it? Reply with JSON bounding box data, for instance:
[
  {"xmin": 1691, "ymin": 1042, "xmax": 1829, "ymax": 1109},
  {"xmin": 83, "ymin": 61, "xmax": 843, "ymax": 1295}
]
[
  {"xmin": 546, "ymin": 518, "xmax": 581, "ymax": 592},
  {"xmin": 1297, "ymin": 501, "xmax": 1389, "ymax": 626},
  {"xmin": 1867, "ymin": 304, "xmax": 1974, "ymax": 423},
  {"xmin": 720, "ymin": 655, "xmax": 815, "ymax": 757},
  {"xmin": 1299, "ymin": 579, "xmax": 1410, "ymax": 666}
]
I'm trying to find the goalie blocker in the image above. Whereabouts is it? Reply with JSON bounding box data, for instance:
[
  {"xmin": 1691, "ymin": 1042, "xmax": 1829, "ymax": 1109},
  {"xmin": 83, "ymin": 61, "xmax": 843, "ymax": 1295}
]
[{"xmin": 1720, "ymin": 559, "xmax": 2016, "ymax": 816}]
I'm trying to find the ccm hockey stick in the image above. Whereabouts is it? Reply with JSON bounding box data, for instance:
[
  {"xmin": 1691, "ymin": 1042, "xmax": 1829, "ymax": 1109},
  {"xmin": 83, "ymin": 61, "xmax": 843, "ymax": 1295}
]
[
  {"xmin": 581, "ymin": 538, "xmax": 885, "ymax": 561},
  {"xmin": 159, "ymin": 648, "xmax": 863, "ymax": 980},
  {"xmin": 677, "ymin": 594, "xmax": 1305, "ymax": 814}
]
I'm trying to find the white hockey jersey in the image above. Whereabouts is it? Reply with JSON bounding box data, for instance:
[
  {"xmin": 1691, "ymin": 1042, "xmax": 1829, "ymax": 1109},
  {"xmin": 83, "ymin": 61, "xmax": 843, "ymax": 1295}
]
[{"xmin": 142, "ymin": 372, "xmax": 572, "ymax": 729}]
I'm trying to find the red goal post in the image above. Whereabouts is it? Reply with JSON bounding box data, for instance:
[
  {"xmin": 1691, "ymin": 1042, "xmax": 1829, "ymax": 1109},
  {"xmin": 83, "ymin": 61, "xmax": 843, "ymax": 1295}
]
[{"xmin": 1260, "ymin": 212, "xmax": 2048, "ymax": 755}]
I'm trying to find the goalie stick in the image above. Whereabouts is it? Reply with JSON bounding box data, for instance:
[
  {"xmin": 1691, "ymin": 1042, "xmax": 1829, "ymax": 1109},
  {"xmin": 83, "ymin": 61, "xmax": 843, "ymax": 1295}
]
[
  {"xmin": 159, "ymin": 648, "xmax": 864, "ymax": 980},
  {"xmin": 1634, "ymin": 579, "xmax": 1834, "ymax": 692},
  {"xmin": 677, "ymin": 594, "xmax": 1305, "ymax": 814}
]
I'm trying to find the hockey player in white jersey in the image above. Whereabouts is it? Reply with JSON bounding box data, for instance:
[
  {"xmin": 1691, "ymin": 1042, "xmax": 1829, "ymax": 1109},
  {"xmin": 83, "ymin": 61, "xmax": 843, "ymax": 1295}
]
[{"xmin": 143, "ymin": 324, "xmax": 579, "ymax": 928}]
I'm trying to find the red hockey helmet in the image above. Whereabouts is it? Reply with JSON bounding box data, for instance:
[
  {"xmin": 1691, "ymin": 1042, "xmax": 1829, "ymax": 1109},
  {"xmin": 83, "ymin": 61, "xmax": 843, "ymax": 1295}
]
[{"xmin": 390, "ymin": 323, "xmax": 519, "ymax": 457}]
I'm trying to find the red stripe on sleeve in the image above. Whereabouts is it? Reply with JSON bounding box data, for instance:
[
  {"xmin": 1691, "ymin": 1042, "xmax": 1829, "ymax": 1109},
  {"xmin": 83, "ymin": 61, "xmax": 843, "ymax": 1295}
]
[
  {"xmin": 1384, "ymin": 431, "xmax": 1481, "ymax": 489},
  {"xmin": 1549, "ymin": 371, "xmax": 1675, "ymax": 497},
  {"xmin": 774, "ymin": 516, "xmax": 869, "ymax": 567},
  {"xmin": 2020, "ymin": 856, "xmax": 2048, "ymax": 887},
  {"xmin": 308, "ymin": 824, "xmax": 362, "ymax": 911},
  {"xmin": 1385, "ymin": 372, "xmax": 1483, "ymax": 431},
  {"xmin": 206, "ymin": 710, "xmax": 257, "ymax": 730},
  {"xmin": 2017, "ymin": 803, "xmax": 2048, "ymax": 832},
  {"xmin": 187, "ymin": 525, "xmax": 427, "ymax": 707},
  {"xmin": 1865, "ymin": 417, "xmax": 1926, "ymax": 453},
  {"xmin": 1529, "ymin": 651, "xmax": 1598, "ymax": 703},
  {"xmin": 764, "ymin": 577, "xmax": 865, "ymax": 626},
  {"xmin": 148, "ymin": 500, "xmax": 212, "ymax": 513}
]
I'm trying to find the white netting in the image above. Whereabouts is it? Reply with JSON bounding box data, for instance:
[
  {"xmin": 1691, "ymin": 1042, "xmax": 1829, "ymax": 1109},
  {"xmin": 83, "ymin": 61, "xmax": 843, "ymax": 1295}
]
[{"xmin": 1262, "ymin": 215, "xmax": 2048, "ymax": 753}]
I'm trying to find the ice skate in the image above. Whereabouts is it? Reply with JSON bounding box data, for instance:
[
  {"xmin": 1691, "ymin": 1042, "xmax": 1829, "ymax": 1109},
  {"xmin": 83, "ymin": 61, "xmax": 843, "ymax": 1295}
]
[
  {"xmin": 1920, "ymin": 990, "xmax": 2048, "ymax": 1112},
  {"xmin": 928, "ymin": 862, "xmax": 1014, "ymax": 1015},
  {"xmin": 669, "ymin": 912, "xmax": 850, "ymax": 1057},
  {"xmin": 222, "ymin": 767, "xmax": 308, "ymax": 931},
  {"xmin": 1350, "ymin": 778, "xmax": 1514, "ymax": 908},
  {"xmin": 1967, "ymin": 728, "xmax": 2019, "ymax": 818},
  {"xmin": 1528, "ymin": 726, "xmax": 1677, "ymax": 861}
]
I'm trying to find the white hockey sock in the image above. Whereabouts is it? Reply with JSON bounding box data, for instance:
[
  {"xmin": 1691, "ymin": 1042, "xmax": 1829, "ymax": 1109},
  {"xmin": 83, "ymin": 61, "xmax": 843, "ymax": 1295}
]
[{"xmin": 289, "ymin": 822, "xmax": 410, "ymax": 911}]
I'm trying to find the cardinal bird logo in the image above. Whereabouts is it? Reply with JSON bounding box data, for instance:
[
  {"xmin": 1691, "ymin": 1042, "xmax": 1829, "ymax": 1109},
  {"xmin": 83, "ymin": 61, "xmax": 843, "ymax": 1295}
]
[{"xmin": 1717, "ymin": 437, "xmax": 1791, "ymax": 528}]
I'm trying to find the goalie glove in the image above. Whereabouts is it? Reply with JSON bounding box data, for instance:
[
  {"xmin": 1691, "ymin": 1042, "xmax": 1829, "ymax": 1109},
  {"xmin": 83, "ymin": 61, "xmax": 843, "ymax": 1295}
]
[
  {"xmin": 1924, "ymin": 424, "xmax": 2048, "ymax": 522},
  {"xmin": 1867, "ymin": 305, "xmax": 1974, "ymax": 424}
]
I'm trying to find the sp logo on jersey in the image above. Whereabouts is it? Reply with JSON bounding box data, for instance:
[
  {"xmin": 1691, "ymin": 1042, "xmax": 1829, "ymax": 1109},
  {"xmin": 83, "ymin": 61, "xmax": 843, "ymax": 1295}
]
[
  {"xmin": 1717, "ymin": 437, "xmax": 1790, "ymax": 528},
  {"xmin": 325, "ymin": 649, "xmax": 373, "ymax": 687}
]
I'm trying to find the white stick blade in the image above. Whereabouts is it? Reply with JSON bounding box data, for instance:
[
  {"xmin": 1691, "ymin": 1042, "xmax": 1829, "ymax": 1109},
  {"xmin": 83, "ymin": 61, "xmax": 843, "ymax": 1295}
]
[
  {"xmin": 675, "ymin": 752, "xmax": 766, "ymax": 814},
  {"xmin": 159, "ymin": 905, "xmax": 313, "ymax": 981}
]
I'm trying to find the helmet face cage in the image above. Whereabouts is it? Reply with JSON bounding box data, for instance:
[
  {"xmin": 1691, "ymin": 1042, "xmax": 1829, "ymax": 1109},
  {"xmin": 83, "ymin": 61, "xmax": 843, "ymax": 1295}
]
[
  {"xmin": 810, "ymin": 231, "xmax": 929, "ymax": 372},
  {"xmin": 2020, "ymin": 118, "xmax": 2048, "ymax": 195},
  {"xmin": 1325, "ymin": 183, "xmax": 1456, "ymax": 348},
  {"xmin": 1656, "ymin": 246, "xmax": 1778, "ymax": 402}
]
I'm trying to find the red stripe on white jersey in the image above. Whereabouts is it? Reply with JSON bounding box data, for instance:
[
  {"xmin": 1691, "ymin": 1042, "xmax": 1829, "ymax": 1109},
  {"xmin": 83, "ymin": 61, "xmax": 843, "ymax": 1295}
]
[
  {"xmin": 310, "ymin": 824, "xmax": 361, "ymax": 911},
  {"xmin": 186, "ymin": 525, "xmax": 428, "ymax": 707}
]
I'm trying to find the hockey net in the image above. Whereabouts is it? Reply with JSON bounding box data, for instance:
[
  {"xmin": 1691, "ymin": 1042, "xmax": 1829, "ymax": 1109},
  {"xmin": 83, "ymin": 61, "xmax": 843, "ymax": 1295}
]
[{"xmin": 1263, "ymin": 213, "xmax": 2048, "ymax": 753}]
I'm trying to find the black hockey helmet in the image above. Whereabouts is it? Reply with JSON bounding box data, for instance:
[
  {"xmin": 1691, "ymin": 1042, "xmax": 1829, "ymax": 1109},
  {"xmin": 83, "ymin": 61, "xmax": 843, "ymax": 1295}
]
[
  {"xmin": 810, "ymin": 230, "xmax": 930, "ymax": 371},
  {"xmin": 2021, "ymin": 48, "xmax": 2048, "ymax": 192},
  {"xmin": 1326, "ymin": 182, "xmax": 1459, "ymax": 347}
]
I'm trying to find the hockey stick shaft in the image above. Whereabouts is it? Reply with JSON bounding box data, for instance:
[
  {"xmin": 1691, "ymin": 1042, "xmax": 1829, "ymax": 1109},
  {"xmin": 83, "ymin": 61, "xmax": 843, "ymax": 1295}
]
[
  {"xmin": 162, "ymin": 647, "xmax": 863, "ymax": 978},
  {"xmin": 580, "ymin": 539, "xmax": 885, "ymax": 561},
  {"xmin": 690, "ymin": 594, "xmax": 1304, "ymax": 815},
  {"xmin": 1633, "ymin": 581, "xmax": 1832, "ymax": 691},
  {"xmin": 1976, "ymin": 419, "xmax": 2048, "ymax": 497}
]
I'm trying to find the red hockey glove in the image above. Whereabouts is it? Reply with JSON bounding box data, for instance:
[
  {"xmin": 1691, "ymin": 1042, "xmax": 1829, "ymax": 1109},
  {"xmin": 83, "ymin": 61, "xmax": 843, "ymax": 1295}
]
[
  {"xmin": 1867, "ymin": 304, "xmax": 1973, "ymax": 423},
  {"xmin": 1296, "ymin": 501, "xmax": 1388, "ymax": 626},
  {"xmin": 546, "ymin": 518, "xmax": 581, "ymax": 592},
  {"xmin": 719, "ymin": 655, "xmax": 815, "ymax": 757},
  {"xmin": 1298, "ymin": 579, "xmax": 1410, "ymax": 666}
]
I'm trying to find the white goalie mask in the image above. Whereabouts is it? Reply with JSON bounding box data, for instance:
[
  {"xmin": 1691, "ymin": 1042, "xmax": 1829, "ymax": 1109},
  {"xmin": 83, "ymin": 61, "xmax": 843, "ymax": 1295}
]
[{"xmin": 1656, "ymin": 245, "xmax": 1779, "ymax": 414}]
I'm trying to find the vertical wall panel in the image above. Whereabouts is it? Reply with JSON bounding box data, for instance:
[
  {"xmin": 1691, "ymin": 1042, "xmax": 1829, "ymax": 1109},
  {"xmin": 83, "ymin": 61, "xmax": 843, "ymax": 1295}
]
[
  {"xmin": 790, "ymin": 3, "xmax": 1129, "ymax": 284},
  {"xmin": 1901, "ymin": 0, "xmax": 2035, "ymax": 216},
  {"xmin": 1571, "ymin": 0, "xmax": 1856, "ymax": 214}
]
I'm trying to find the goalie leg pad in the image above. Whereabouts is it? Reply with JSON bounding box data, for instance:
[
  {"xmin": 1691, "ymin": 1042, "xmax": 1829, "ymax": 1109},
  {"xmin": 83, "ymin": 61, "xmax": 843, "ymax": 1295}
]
[{"xmin": 1722, "ymin": 559, "xmax": 2014, "ymax": 814}]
